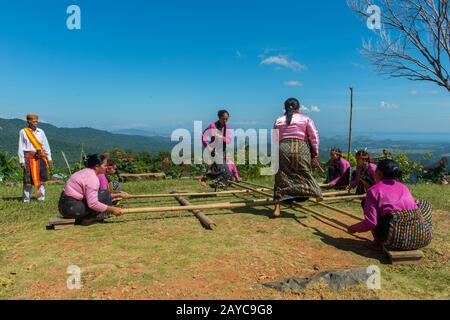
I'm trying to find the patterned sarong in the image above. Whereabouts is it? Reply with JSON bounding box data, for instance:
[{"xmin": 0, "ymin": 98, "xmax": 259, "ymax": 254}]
[
  {"xmin": 376, "ymin": 200, "xmax": 433, "ymax": 250},
  {"xmin": 274, "ymin": 139, "xmax": 322, "ymax": 201},
  {"xmin": 23, "ymin": 151, "xmax": 49, "ymax": 187}
]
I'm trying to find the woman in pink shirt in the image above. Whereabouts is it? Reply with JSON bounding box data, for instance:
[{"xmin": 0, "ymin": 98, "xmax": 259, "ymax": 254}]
[
  {"xmin": 348, "ymin": 159, "xmax": 433, "ymax": 250},
  {"xmin": 347, "ymin": 150, "xmax": 377, "ymax": 202},
  {"xmin": 58, "ymin": 154, "xmax": 123, "ymax": 222},
  {"xmin": 273, "ymin": 98, "xmax": 322, "ymax": 217},
  {"xmin": 325, "ymin": 148, "xmax": 350, "ymax": 189},
  {"xmin": 98, "ymin": 159, "xmax": 129, "ymax": 204},
  {"xmin": 200, "ymin": 110, "xmax": 234, "ymax": 189}
]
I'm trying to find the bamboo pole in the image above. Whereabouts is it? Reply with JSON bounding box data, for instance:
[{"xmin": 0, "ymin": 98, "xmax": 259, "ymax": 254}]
[
  {"xmin": 173, "ymin": 194, "xmax": 216, "ymax": 230},
  {"xmin": 239, "ymin": 180, "xmax": 342, "ymax": 196},
  {"xmin": 229, "ymin": 181, "xmax": 273, "ymax": 198},
  {"xmin": 234, "ymin": 181, "xmax": 360, "ymax": 202},
  {"xmin": 125, "ymin": 188, "xmax": 271, "ymax": 200},
  {"xmin": 121, "ymin": 199, "xmax": 278, "ymax": 215},
  {"xmin": 312, "ymin": 201, "xmax": 361, "ymax": 220},
  {"xmin": 321, "ymin": 194, "xmax": 366, "ymax": 202}
]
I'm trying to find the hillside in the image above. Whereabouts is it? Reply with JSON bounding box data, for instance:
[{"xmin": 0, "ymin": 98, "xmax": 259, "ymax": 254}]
[
  {"xmin": 1, "ymin": 118, "xmax": 448, "ymax": 168},
  {"xmin": 0, "ymin": 118, "xmax": 174, "ymax": 166}
]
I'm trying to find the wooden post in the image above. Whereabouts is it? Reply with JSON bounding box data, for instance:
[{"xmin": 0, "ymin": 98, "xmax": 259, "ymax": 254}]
[
  {"xmin": 61, "ymin": 151, "xmax": 72, "ymax": 175},
  {"xmin": 347, "ymin": 87, "xmax": 354, "ymax": 182},
  {"xmin": 172, "ymin": 193, "xmax": 216, "ymax": 230}
]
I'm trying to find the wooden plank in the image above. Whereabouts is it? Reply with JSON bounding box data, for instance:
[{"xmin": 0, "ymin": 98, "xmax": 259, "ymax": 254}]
[
  {"xmin": 54, "ymin": 224, "xmax": 75, "ymax": 231},
  {"xmin": 173, "ymin": 194, "xmax": 216, "ymax": 230},
  {"xmin": 49, "ymin": 217, "xmax": 76, "ymax": 226},
  {"xmin": 383, "ymin": 246, "xmax": 424, "ymax": 265}
]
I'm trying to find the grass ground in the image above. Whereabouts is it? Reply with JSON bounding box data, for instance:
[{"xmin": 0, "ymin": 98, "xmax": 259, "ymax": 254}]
[{"xmin": 0, "ymin": 177, "xmax": 449, "ymax": 300}]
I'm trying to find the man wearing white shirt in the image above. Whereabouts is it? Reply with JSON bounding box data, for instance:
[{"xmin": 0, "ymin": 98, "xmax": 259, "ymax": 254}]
[{"xmin": 18, "ymin": 114, "xmax": 54, "ymax": 202}]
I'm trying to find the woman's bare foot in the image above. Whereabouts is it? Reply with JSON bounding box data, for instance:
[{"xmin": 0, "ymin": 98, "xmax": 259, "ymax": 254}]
[
  {"xmin": 272, "ymin": 204, "xmax": 282, "ymax": 218},
  {"xmin": 199, "ymin": 177, "xmax": 208, "ymax": 187}
]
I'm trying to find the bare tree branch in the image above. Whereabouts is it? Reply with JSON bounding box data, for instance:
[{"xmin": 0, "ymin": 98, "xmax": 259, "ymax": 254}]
[{"xmin": 348, "ymin": 0, "xmax": 450, "ymax": 92}]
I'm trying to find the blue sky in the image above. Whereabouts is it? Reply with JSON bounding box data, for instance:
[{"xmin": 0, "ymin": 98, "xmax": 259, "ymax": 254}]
[{"xmin": 0, "ymin": 0, "xmax": 449, "ymax": 136}]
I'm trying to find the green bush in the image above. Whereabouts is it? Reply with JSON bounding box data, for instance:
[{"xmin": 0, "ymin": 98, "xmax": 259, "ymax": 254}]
[{"xmin": 0, "ymin": 151, "xmax": 22, "ymax": 182}]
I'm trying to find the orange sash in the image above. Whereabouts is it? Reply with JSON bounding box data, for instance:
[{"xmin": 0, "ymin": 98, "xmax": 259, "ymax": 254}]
[{"xmin": 24, "ymin": 128, "xmax": 49, "ymax": 171}]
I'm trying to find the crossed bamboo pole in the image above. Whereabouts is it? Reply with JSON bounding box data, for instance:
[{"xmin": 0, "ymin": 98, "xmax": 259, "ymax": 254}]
[
  {"xmin": 124, "ymin": 188, "xmax": 272, "ymax": 200},
  {"xmin": 233, "ymin": 181, "xmax": 365, "ymax": 202},
  {"xmin": 121, "ymin": 198, "xmax": 277, "ymax": 215},
  {"xmin": 120, "ymin": 180, "xmax": 364, "ymax": 216}
]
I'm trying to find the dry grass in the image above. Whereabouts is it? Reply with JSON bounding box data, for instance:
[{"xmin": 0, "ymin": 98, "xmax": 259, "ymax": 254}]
[{"xmin": 0, "ymin": 179, "xmax": 448, "ymax": 300}]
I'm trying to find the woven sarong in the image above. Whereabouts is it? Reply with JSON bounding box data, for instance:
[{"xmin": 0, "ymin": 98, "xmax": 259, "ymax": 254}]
[
  {"xmin": 23, "ymin": 151, "xmax": 49, "ymax": 187},
  {"xmin": 274, "ymin": 139, "xmax": 322, "ymax": 201},
  {"xmin": 375, "ymin": 200, "xmax": 433, "ymax": 250}
]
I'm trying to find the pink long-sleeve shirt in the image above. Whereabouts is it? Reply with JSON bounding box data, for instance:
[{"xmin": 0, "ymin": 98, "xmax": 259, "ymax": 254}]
[
  {"xmin": 273, "ymin": 113, "xmax": 320, "ymax": 158},
  {"xmin": 228, "ymin": 161, "xmax": 240, "ymax": 180},
  {"xmin": 202, "ymin": 122, "xmax": 232, "ymax": 148},
  {"xmin": 349, "ymin": 163, "xmax": 377, "ymax": 189},
  {"xmin": 98, "ymin": 173, "xmax": 117, "ymax": 199},
  {"xmin": 351, "ymin": 179, "xmax": 418, "ymax": 233},
  {"xmin": 329, "ymin": 158, "xmax": 351, "ymax": 185},
  {"xmin": 63, "ymin": 168, "xmax": 108, "ymax": 213}
]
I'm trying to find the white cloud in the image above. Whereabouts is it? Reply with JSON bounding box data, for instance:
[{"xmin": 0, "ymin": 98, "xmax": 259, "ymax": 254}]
[
  {"xmin": 310, "ymin": 106, "xmax": 321, "ymax": 113},
  {"xmin": 380, "ymin": 101, "xmax": 400, "ymax": 109},
  {"xmin": 260, "ymin": 55, "xmax": 307, "ymax": 72},
  {"xmin": 300, "ymin": 104, "xmax": 321, "ymax": 113},
  {"xmin": 283, "ymin": 80, "xmax": 303, "ymax": 87}
]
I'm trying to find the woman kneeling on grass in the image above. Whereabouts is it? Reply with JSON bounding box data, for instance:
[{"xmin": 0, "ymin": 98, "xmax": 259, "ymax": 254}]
[
  {"xmin": 58, "ymin": 154, "xmax": 123, "ymax": 223},
  {"xmin": 98, "ymin": 158, "xmax": 129, "ymax": 205},
  {"xmin": 348, "ymin": 159, "xmax": 433, "ymax": 251}
]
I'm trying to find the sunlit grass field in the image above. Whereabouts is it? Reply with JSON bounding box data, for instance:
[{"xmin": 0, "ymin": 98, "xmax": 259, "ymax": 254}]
[{"xmin": 0, "ymin": 178, "xmax": 449, "ymax": 300}]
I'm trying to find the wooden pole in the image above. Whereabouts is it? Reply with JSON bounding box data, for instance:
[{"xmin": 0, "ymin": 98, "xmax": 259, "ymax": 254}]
[
  {"xmin": 125, "ymin": 188, "xmax": 272, "ymax": 200},
  {"xmin": 121, "ymin": 199, "xmax": 278, "ymax": 215},
  {"xmin": 229, "ymin": 181, "xmax": 273, "ymax": 198},
  {"xmin": 347, "ymin": 87, "xmax": 354, "ymax": 181},
  {"xmin": 240, "ymin": 180, "xmax": 330, "ymax": 192},
  {"xmin": 311, "ymin": 201, "xmax": 360, "ymax": 217},
  {"xmin": 173, "ymin": 194, "xmax": 216, "ymax": 230},
  {"xmin": 320, "ymin": 194, "xmax": 365, "ymax": 202},
  {"xmin": 61, "ymin": 151, "xmax": 72, "ymax": 175},
  {"xmin": 235, "ymin": 181, "xmax": 354, "ymax": 199}
]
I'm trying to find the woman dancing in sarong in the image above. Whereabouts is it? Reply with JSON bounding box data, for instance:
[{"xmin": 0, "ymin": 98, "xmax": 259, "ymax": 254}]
[{"xmin": 272, "ymin": 98, "xmax": 322, "ymax": 217}]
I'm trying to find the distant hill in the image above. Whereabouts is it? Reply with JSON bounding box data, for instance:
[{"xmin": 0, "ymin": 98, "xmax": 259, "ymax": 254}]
[
  {"xmin": 110, "ymin": 128, "xmax": 168, "ymax": 137},
  {"xmin": 1, "ymin": 118, "xmax": 448, "ymax": 168},
  {"xmin": 0, "ymin": 118, "xmax": 174, "ymax": 167}
]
